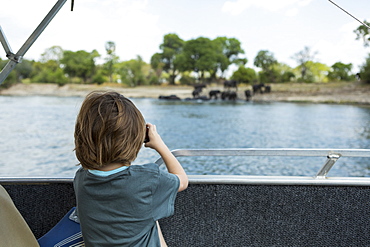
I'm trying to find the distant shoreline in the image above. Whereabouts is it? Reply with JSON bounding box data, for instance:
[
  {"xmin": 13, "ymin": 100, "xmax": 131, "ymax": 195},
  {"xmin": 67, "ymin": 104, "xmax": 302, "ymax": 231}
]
[{"xmin": 1, "ymin": 82, "xmax": 370, "ymax": 105}]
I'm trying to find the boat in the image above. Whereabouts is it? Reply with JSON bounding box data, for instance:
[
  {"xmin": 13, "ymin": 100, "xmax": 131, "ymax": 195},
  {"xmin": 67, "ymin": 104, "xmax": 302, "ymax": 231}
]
[
  {"xmin": 1, "ymin": 1, "xmax": 370, "ymax": 246},
  {"xmin": 1, "ymin": 148, "xmax": 370, "ymax": 246}
]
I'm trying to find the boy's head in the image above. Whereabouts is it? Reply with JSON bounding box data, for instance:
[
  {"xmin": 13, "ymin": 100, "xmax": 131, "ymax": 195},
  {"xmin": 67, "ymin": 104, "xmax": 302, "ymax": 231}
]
[{"xmin": 74, "ymin": 91, "xmax": 146, "ymax": 169}]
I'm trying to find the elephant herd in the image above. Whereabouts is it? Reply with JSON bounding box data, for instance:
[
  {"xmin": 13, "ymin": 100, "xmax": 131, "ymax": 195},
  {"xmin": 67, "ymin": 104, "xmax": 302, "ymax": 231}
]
[
  {"xmin": 159, "ymin": 81, "xmax": 271, "ymax": 102},
  {"xmin": 192, "ymin": 81, "xmax": 271, "ymax": 101}
]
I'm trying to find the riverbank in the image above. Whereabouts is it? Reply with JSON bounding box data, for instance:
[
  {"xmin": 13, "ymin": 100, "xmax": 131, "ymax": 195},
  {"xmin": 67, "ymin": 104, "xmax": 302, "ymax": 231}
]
[{"xmin": 1, "ymin": 81, "xmax": 370, "ymax": 105}]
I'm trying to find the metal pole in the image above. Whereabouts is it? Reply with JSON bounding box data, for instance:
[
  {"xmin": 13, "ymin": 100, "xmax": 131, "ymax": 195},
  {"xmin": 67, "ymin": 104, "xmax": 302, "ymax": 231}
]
[
  {"xmin": 0, "ymin": 26, "xmax": 13, "ymax": 56},
  {"xmin": 315, "ymin": 153, "xmax": 341, "ymax": 179},
  {"xmin": 328, "ymin": 0, "xmax": 370, "ymax": 29},
  {"xmin": 16, "ymin": 0, "xmax": 68, "ymax": 57},
  {"xmin": 0, "ymin": 0, "xmax": 68, "ymax": 85}
]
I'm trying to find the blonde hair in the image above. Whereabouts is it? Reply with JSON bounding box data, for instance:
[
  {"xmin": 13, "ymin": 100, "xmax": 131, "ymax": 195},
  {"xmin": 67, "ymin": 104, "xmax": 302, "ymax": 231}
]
[{"xmin": 74, "ymin": 91, "xmax": 146, "ymax": 169}]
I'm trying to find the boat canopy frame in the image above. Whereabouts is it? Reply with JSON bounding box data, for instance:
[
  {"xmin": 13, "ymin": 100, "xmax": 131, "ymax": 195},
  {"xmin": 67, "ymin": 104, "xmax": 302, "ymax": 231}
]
[{"xmin": 0, "ymin": 0, "xmax": 70, "ymax": 84}]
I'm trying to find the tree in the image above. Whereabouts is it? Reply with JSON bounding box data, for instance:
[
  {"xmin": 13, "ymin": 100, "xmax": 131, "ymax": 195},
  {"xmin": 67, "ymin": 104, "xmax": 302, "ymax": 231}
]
[
  {"xmin": 151, "ymin": 33, "xmax": 184, "ymax": 85},
  {"xmin": 177, "ymin": 37, "xmax": 219, "ymax": 82},
  {"xmin": 254, "ymin": 50, "xmax": 276, "ymax": 71},
  {"xmin": 271, "ymin": 62, "xmax": 295, "ymax": 83},
  {"xmin": 328, "ymin": 62, "xmax": 354, "ymax": 81},
  {"xmin": 60, "ymin": 50, "xmax": 100, "ymax": 83},
  {"xmin": 15, "ymin": 59, "xmax": 33, "ymax": 82},
  {"xmin": 40, "ymin": 46, "xmax": 64, "ymax": 63},
  {"xmin": 298, "ymin": 61, "xmax": 330, "ymax": 83},
  {"xmin": 254, "ymin": 50, "xmax": 278, "ymax": 83},
  {"xmin": 116, "ymin": 55, "xmax": 146, "ymax": 87},
  {"xmin": 0, "ymin": 58, "xmax": 16, "ymax": 88},
  {"xmin": 292, "ymin": 46, "xmax": 317, "ymax": 82},
  {"xmin": 354, "ymin": 20, "xmax": 370, "ymax": 47},
  {"xmin": 212, "ymin": 37, "xmax": 247, "ymax": 78},
  {"xmin": 150, "ymin": 53, "xmax": 165, "ymax": 81},
  {"xmin": 31, "ymin": 60, "xmax": 68, "ymax": 85},
  {"xmin": 359, "ymin": 54, "xmax": 370, "ymax": 83},
  {"xmin": 35, "ymin": 46, "xmax": 67, "ymax": 85},
  {"xmin": 231, "ymin": 66, "xmax": 257, "ymax": 83},
  {"xmin": 104, "ymin": 41, "xmax": 119, "ymax": 83}
]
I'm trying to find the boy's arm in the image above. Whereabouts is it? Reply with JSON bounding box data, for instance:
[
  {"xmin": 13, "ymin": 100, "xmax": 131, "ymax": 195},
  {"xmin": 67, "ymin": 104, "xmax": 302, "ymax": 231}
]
[{"xmin": 144, "ymin": 123, "xmax": 188, "ymax": 192}]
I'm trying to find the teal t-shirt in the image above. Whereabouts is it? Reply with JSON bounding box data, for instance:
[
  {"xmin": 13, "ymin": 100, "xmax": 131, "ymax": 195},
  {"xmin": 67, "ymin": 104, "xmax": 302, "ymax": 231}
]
[{"xmin": 73, "ymin": 163, "xmax": 180, "ymax": 247}]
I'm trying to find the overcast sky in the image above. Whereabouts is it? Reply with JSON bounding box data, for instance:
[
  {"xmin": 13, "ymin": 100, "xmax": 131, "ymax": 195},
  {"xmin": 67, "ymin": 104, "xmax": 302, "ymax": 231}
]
[{"xmin": 1, "ymin": 0, "xmax": 369, "ymax": 74}]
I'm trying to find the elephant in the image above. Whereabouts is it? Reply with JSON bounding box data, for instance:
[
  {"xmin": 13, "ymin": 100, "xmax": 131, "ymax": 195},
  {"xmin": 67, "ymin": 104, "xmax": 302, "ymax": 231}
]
[
  {"xmin": 228, "ymin": 91, "xmax": 237, "ymax": 101},
  {"xmin": 356, "ymin": 73, "xmax": 361, "ymax": 81},
  {"xmin": 244, "ymin": 90, "xmax": 252, "ymax": 101},
  {"xmin": 158, "ymin": 95, "xmax": 181, "ymax": 100},
  {"xmin": 209, "ymin": 90, "xmax": 221, "ymax": 99},
  {"xmin": 221, "ymin": 91, "xmax": 237, "ymax": 101},
  {"xmin": 193, "ymin": 83, "xmax": 207, "ymax": 92},
  {"xmin": 224, "ymin": 80, "xmax": 238, "ymax": 91},
  {"xmin": 252, "ymin": 83, "xmax": 265, "ymax": 95},
  {"xmin": 192, "ymin": 88, "xmax": 202, "ymax": 98},
  {"xmin": 221, "ymin": 91, "xmax": 229, "ymax": 100},
  {"xmin": 252, "ymin": 83, "xmax": 271, "ymax": 94}
]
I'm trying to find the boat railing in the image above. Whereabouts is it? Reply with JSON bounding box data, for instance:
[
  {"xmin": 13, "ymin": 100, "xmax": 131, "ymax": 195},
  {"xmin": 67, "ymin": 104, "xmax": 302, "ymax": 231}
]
[
  {"xmin": 155, "ymin": 148, "xmax": 370, "ymax": 186},
  {"xmin": 1, "ymin": 148, "xmax": 370, "ymax": 186}
]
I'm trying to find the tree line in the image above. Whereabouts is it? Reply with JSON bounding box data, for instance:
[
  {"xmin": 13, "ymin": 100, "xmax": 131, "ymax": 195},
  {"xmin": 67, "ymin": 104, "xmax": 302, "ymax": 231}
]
[{"xmin": 1, "ymin": 22, "xmax": 370, "ymax": 88}]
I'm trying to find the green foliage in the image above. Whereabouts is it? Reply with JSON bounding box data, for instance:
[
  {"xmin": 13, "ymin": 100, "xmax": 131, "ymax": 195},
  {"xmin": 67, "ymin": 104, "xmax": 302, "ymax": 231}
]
[
  {"xmin": 0, "ymin": 59, "xmax": 17, "ymax": 88},
  {"xmin": 328, "ymin": 62, "xmax": 354, "ymax": 81},
  {"xmin": 297, "ymin": 61, "xmax": 330, "ymax": 83},
  {"xmin": 40, "ymin": 46, "xmax": 63, "ymax": 63},
  {"xmin": 359, "ymin": 54, "xmax": 370, "ymax": 83},
  {"xmin": 292, "ymin": 46, "xmax": 317, "ymax": 81},
  {"xmin": 354, "ymin": 20, "xmax": 370, "ymax": 47},
  {"xmin": 231, "ymin": 66, "xmax": 257, "ymax": 83},
  {"xmin": 31, "ymin": 60, "xmax": 68, "ymax": 85},
  {"xmin": 31, "ymin": 46, "xmax": 67, "ymax": 85},
  {"xmin": 281, "ymin": 71, "xmax": 295, "ymax": 82},
  {"xmin": 60, "ymin": 49, "xmax": 100, "ymax": 83},
  {"xmin": 212, "ymin": 37, "xmax": 247, "ymax": 78},
  {"xmin": 177, "ymin": 37, "xmax": 220, "ymax": 82},
  {"xmin": 116, "ymin": 55, "xmax": 147, "ymax": 87},
  {"xmin": 104, "ymin": 41, "xmax": 119, "ymax": 82},
  {"xmin": 0, "ymin": 58, "xmax": 35, "ymax": 88},
  {"xmin": 2, "ymin": 32, "xmax": 367, "ymax": 87},
  {"xmin": 16, "ymin": 59, "xmax": 33, "ymax": 82},
  {"xmin": 91, "ymin": 66, "xmax": 107, "ymax": 85},
  {"xmin": 254, "ymin": 50, "xmax": 277, "ymax": 71},
  {"xmin": 151, "ymin": 33, "xmax": 184, "ymax": 85},
  {"xmin": 150, "ymin": 53, "xmax": 165, "ymax": 80},
  {"xmin": 272, "ymin": 63, "xmax": 295, "ymax": 83},
  {"xmin": 254, "ymin": 50, "xmax": 280, "ymax": 83},
  {"xmin": 258, "ymin": 69, "xmax": 281, "ymax": 84},
  {"xmin": 179, "ymin": 73, "xmax": 196, "ymax": 85}
]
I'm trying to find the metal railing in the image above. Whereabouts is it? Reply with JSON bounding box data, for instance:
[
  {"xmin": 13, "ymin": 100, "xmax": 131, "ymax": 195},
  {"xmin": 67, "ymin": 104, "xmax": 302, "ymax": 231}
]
[
  {"xmin": 1, "ymin": 148, "xmax": 370, "ymax": 186},
  {"xmin": 155, "ymin": 148, "xmax": 370, "ymax": 186}
]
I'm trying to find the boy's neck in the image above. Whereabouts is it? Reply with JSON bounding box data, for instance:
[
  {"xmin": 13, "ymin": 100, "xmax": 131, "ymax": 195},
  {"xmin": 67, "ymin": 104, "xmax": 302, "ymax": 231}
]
[{"xmin": 97, "ymin": 163, "xmax": 130, "ymax": 171}]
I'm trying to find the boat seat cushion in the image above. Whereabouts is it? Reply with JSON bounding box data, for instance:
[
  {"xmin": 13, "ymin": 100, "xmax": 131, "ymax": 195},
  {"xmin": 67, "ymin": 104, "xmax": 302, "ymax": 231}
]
[
  {"xmin": 37, "ymin": 207, "xmax": 84, "ymax": 247},
  {"xmin": 0, "ymin": 185, "xmax": 39, "ymax": 247}
]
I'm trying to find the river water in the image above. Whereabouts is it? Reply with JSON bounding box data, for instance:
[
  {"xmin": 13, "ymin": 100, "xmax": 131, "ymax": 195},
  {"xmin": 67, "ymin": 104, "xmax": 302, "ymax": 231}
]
[{"xmin": 1, "ymin": 95, "xmax": 370, "ymax": 177}]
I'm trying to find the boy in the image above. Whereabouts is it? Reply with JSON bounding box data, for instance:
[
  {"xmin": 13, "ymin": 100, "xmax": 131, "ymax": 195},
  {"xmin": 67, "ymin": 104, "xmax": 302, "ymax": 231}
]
[{"xmin": 73, "ymin": 91, "xmax": 188, "ymax": 246}]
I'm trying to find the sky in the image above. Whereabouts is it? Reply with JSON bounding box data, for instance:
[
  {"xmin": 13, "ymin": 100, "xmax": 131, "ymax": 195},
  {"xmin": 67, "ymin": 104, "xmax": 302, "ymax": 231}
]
[{"xmin": 1, "ymin": 0, "xmax": 370, "ymax": 75}]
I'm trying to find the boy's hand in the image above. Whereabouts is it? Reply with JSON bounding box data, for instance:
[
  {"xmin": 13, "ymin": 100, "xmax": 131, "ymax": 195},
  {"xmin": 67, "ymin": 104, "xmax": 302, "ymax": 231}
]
[
  {"xmin": 144, "ymin": 123, "xmax": 166, "ymax": 151},
  {"xmin": 144, "ymin": 123, "xmax": 188, "ymax": 192}
]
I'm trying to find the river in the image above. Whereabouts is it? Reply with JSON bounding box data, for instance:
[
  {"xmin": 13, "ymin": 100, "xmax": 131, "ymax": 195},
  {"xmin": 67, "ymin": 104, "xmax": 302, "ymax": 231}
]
[{"xmin": 0, "ymin": 95, "xmax": 370, "ymax": 177}]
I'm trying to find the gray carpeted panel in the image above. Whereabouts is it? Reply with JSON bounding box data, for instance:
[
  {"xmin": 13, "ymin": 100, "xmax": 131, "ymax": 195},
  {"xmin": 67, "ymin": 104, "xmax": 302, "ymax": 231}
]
[
  {"xmin": 160, "ymin": 184, "xmax": 370, "ymax": 247},
  {"xmin": 2, "ymin": 182, "xmax": 370, "ymax": 246}
]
